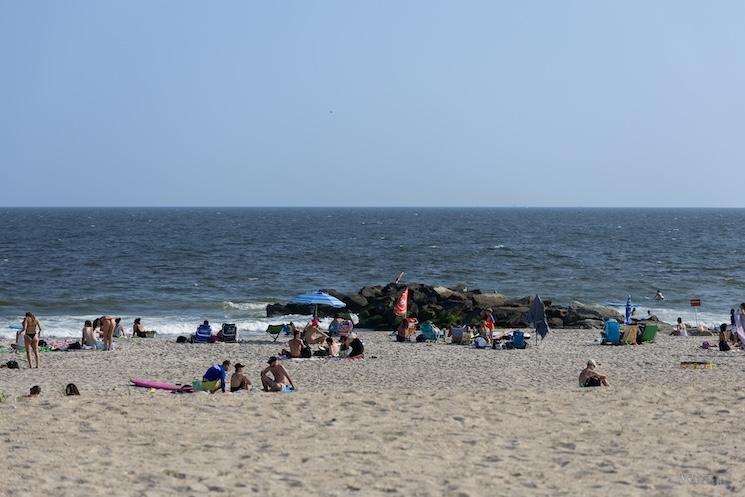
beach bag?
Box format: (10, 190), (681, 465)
(38, 340), (48, 348)
(301, 345), (312, 358)
(65, 383), (80, 396)
(313, 349), (329, 357)
(176, 336), (188, 343)
(416, 334), (427, 343)
(6, 360), (19, 369)
(67, 342), (81, 350)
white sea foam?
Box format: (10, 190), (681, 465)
(1, 313), (357, 339)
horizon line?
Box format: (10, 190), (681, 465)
(2, 205), (745, 210)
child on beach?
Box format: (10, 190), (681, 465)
(230, 363), (251, 392)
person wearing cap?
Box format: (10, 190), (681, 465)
(230, 363), (252, 392)
(202, 360), (231, 393)
(578, 360), (609, 387)
(345, 333), (364, 358)
(261, 356), (295, 392)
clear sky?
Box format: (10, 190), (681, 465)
(2, 1), (744, 207)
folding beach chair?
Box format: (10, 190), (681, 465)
(640, 324), (658, 343)
(449, 326), (473, 345)
(621, 324), (638, 345)
(603, 319), (621, 345)
(418, 322), (442, 342)
(192, 323), (213, 343)
(219, 323), (238, 343)
(512, 330), (527, 349)
(265, 324), (286, 342)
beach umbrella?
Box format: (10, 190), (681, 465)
(290, 291), (346, 318)
(526, 294), (550, 342)
(625, 295), (632, 325)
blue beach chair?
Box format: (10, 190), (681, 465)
(604, 319), (621, 345)
(512, 330), (527, 349)
(418, 321), (442, 342)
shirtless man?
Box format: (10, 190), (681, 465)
(303, 322), (328, 345)
(99, 316), (115, 351)
(280, 329), (304, 358)
(578, 359), (609, 387)
(261, 356), (296, 392)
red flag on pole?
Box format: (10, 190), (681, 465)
(393, 288), (408, 317)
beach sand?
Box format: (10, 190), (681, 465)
(1, 330), (743, 497)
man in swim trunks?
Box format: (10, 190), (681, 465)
(202, 360), (231, 393)
(261, 356), (295, 392)
(578, 359), (609, 387)
(280, 329), (304, 358)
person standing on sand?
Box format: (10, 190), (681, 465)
(578, 360), (609, 387)
(261, 356), (295, 392)
(21, 312), (42, 368)
(202, 360), (231, 393)
(99, 316), (115, 350)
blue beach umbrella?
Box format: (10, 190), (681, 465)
(625, 295), (633, 325)
(290, 291), (346, 318)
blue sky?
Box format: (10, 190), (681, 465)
(2, 1), (743, 207)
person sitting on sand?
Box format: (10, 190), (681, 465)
(303, 321), (328, 345)
(132, 318), (147, 338)
(113, 318), (125, 338)
(230, 363), (252, 392)
(328, 314), (343, 335)
(719, 324), (731, 352)
(202, 360), (231, 393)
(345, 333), (364, 358)
(578, 360), (609, 387)
(280, 329), (304, 358)
(82, 320), (96, 347)
(261, 356), (295, 392)
(671, 317), (688, 336)
(324, 336), (340, 357)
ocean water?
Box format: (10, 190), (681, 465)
(1, 208), (744, 338)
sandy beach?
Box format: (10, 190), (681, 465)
(1, 330), (743, 497)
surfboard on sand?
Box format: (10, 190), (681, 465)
(130, 378), (193, 393)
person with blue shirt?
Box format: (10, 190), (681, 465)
(201, 360), (231, 393)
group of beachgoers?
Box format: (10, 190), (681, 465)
(199, 357), (296, 393)
(277, 316), (364, 359)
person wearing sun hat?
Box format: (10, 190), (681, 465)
(230, 362), (252, 392)
(261, 356), (296, 392)
(578, 359), (609, 387)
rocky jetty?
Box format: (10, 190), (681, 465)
(266, 283), (633, 330)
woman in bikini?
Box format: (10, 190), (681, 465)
(22, 312), (42, 368)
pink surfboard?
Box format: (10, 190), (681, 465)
(130, 378), (193, 393)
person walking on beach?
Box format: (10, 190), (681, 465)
(261, 356), (295, 392)
(202, 360), (231, 393)
(579, 360), (609, 387)
(21, 312), (42, 368)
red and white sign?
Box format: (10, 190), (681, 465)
(690, 298), (701, 307)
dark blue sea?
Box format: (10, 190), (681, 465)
(1, 208), (744, 337)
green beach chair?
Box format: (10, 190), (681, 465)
(640, 324), (658, 343)
(265, 324), (286, 342)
